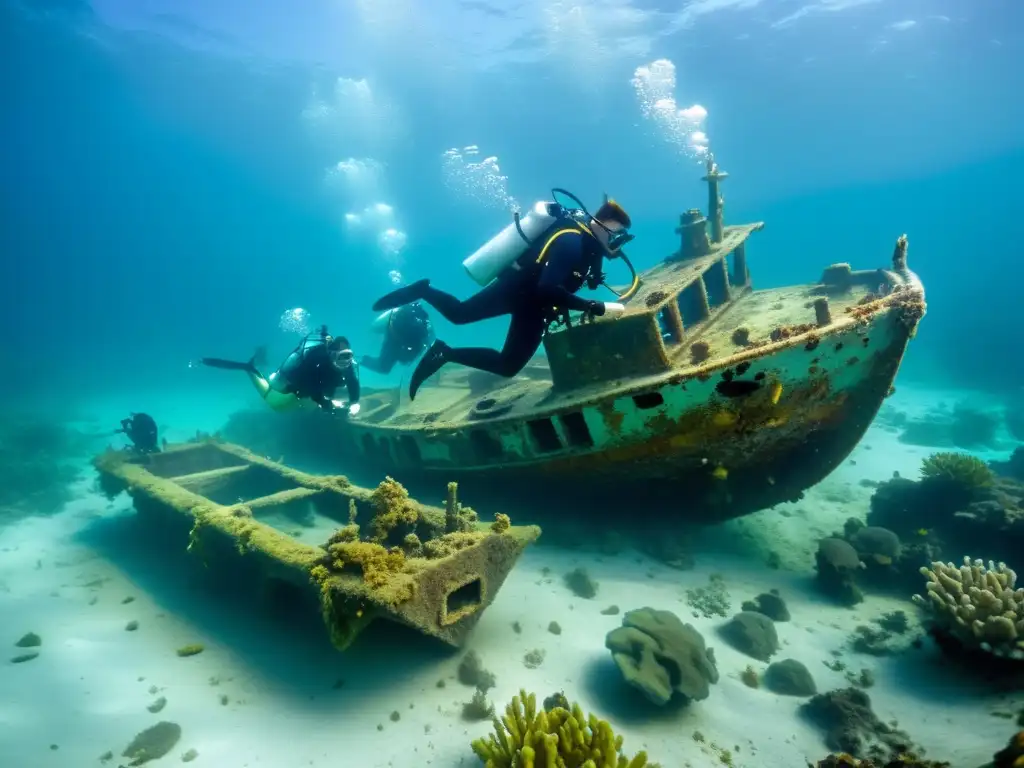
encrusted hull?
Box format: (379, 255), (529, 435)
(226, 281), (923, 524)
(369, 306), (911, 521)
(93, 442), (539, 649)
(219, 171), (925, 525)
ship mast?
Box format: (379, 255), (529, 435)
(701, 153), (728, 244)
(674, 154), (730, 261)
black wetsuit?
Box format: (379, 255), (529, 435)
(119, 413), (159, 453)
(417, 226), (604, 377)
(277, 340), (360, 410)
(362, 303), (433, 374)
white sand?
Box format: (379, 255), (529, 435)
(0, 385), (1019, 767)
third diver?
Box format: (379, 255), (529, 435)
(361, 301), (434, 375)
(371, 196), (634, 400)
(200, 326), (361, 414)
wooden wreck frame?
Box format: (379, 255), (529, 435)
(94, 441), (540, 650)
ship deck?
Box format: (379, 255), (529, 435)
(355, 276), (887, 432)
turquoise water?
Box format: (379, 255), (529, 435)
(2, 1), (1023, 767)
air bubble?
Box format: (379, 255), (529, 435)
(632, 59), (710, 163)
(279, 307), (311, 336)
(441, 146), (520, 213)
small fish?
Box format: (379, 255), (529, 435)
(916, 528), (929, 537)
(769, 380), (784, 405)
(711, 465), (728, 481)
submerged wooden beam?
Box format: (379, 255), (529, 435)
(94, 441), (540, 650)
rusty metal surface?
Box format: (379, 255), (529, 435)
(215, 162), (926, 525)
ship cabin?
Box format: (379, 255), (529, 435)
(542, 156), (762, 393)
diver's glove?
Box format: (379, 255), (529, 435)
(582, 301), (626, 324)
(328, 400), (360, 416)
(581, 300), (606, 324)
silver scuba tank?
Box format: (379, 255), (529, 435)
(371, 308), (395, 334)
(462, 201), (563, 286)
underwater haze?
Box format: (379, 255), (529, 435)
(2, 0), (1024, 767)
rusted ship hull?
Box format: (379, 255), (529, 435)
(219, 160), (925, 524)
(363, 315), (910, 521)
(227, 283), (921, 524)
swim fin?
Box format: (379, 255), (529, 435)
(372, 278), (430, 313)
(201, 357), (258, 375)
(251, 345), (268, 369)
(409, 340), (449, 401)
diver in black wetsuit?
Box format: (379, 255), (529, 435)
(371, 199), (634, 400)
(201, 327), (361, 414)
(116, 413), (160, 453)
(361, 302), (433, 375)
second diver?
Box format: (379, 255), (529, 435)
(371, 196), (634, 400)
(361, 301), (433, 375)
(201, 326), (361, 415)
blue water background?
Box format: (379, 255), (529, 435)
(2, 0), (1022, 416)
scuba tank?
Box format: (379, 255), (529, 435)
(461, 190), (641, 304)
(462, 200), (565, 286)
(460, 188), (634, 303)
(371, 309), (396, 334)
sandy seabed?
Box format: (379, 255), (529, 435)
(0, 384), (1020, 768)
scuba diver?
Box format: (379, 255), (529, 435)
(200, 326), (361, 414)
(371, 192), (636, 400)
(362, 302), (434, 374)
(116, 413), (160, 453)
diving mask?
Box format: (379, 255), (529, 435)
(333, 348), (354, 367)
(606, 228), (635, 252)
(595, 219), (634, 253)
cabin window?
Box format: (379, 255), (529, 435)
(703, 260), (729, 309)
(376, 436), (392, 461)
(399, 435), (421, 465)
(469, 430), (503, 461)
(632, 391), (664, 410)
(727, 246), (747, 286)
(726, 250), (738, 285)
(559, 411), (594, 448)
(678, 282), (709, 327)
(360, 433), (376, 456)
(445, 578), (483, 616)
(656, 308), (672, 342)
(527, 418), (562, 453)
(658, 307), (683, 344)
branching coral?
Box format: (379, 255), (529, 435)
(471, 689), (656, 768)
(919, 452), (994, 489)
(912, 557), (1024, 659)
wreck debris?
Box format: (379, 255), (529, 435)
(94, 441), (540, 651)
(814, 297), (833, 327)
